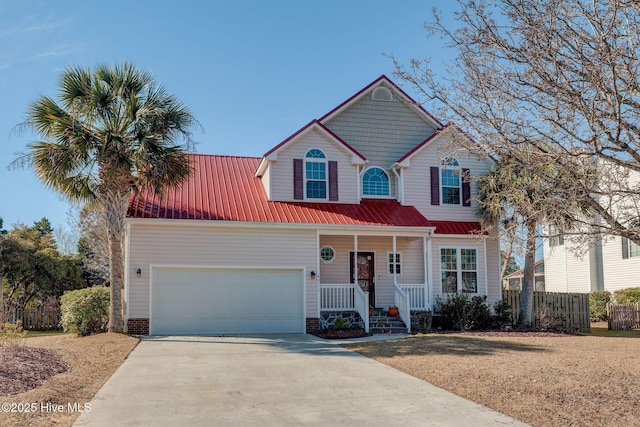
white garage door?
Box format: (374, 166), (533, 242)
(151, 267), (304, 335)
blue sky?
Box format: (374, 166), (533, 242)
(0, 0), (459, 235)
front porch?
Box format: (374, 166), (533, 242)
(318, 283), (429, 334)
(313, 231), (433, 334)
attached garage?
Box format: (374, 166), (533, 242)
(150, 267), (305, 335)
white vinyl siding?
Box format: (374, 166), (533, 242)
(127, 222), (318, 319)
(403, 133), (492, 221)
(543, 235), (600, 293)
(260, 163), (271, 199)
(601, 236), (640, 292)
(268, 128), (359, 203)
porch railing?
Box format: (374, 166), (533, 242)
(319, 284), (369, 333)
(319, 284), (354, 311)
(394, 284), (411, 334)
(399, 284), (428, 311)
(353, 284), (370, 333)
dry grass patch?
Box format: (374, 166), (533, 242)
(0, 332), (138, 427)
(344, 329), (640, 427)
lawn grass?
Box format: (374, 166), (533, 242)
(25, 330), (66, 337)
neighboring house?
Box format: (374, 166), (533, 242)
(544, 227), (640, 293)
(124, 75), (500, 335)
(502, 260), (545, 291)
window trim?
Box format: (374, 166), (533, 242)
(362, 166), (391, 198)
(622, 237), (640, 259)
(320, 246), (336, 263)
(386, 251), (402, 276)
(304, 148), (328, 200)
(440, 158), (462, 206)
(440, 247), (479, 294)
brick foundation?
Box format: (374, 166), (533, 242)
(127, 318), (149, 335)
(306, 318), (319, 333)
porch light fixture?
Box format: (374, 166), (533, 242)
(310, 270), (316, 280)
(136, 268), (142, 277)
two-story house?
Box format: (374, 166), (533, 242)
(124, 75), (500, 335)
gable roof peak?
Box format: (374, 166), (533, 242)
(318, 75), (442, 128)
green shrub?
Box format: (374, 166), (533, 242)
(493, 299), (513, 329)
(331, 317), (350, 331)
(60, 286), (110, 336)
(0, 320), (27, 349)
(589, 291), (612, 321)
(435, 293), (493, 331)
(613, 287), (640, 304)
(413, 311), (433, 333)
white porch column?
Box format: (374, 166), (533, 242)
(353, 235), (358, 284)
(483, 237), (489, 297)
(392, 235), (397, 285)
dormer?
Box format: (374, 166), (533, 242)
(256, 120), (366, 203)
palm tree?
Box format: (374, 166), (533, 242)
(18, 62), (197, 332)
(477, 160), (549, 326)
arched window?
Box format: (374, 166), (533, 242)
(305, 149), (327, 199)
(440, 158), (461, 205)
(372, 86), (392, 101)
(362, 167), (390, 196)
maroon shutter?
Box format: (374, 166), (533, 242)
(430, 167), (440, 205)
(462, 168), (471, 206)
(293, 159), (303, 200)
(328, 161), (338, 201)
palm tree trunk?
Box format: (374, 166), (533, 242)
(518, 218), (537, 326)
(103, 188), (129, 333)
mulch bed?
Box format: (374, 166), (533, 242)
(310, 327), (369, 339)
(0, 346), (68, 396)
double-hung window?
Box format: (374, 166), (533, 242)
(441, 158), (461, 205)
(305, 149), (327, 199)
(441, 248), (478, 293)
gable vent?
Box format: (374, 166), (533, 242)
(372, 86), (392, 101)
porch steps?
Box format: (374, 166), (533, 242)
(369, 310), (408, 334)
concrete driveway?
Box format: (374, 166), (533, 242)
(74, 334), (526, 426)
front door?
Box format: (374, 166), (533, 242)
(350, 252), (375, 307)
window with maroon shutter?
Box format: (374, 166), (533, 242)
(293, 158), (303, 200)
(328, 161), (338, 201)
(430, 167), (440, 205)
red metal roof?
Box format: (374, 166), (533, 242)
(429, 221), (485, 235)
(128, 154), (436, 228)
(128, 154), (483, 234)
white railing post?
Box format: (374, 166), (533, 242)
(353, 284), (369, 333)
(394, 284), (411, 334)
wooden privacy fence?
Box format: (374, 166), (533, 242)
(607, 303), (640, 330)
(502, 290), (590, 332)
(4, 307), (61, 330)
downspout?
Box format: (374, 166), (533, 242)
(316, 230), (321, 318)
